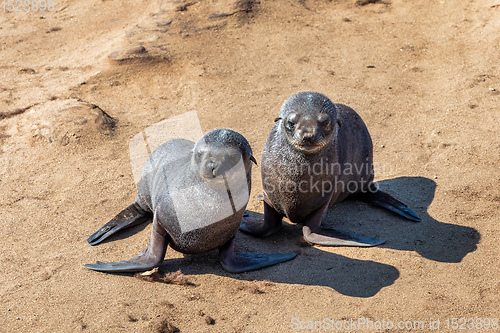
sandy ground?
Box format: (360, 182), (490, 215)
(1, 0), (499, 332)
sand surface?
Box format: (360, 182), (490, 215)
(1, 0), (499, 332)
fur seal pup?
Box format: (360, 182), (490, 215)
(84, 129), (295, 273)
(240, 92), (420, 246)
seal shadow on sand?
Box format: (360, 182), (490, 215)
(94, 223), (399, 298)
(329, 176), (480, 263)
(94, 176), (479, 298)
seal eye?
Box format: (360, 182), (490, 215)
(286, 119), (295, 130)
(321, 119), (332, 131)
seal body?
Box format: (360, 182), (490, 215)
(135, 137), (249, 254)
(262, 100), (373, 222)
(240, 92), (420, 246)
(85, 128), (295, 273)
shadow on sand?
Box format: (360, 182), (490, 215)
(85, 176), (479, 298)
(329, 176), (480, 263)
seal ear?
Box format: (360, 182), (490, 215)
(337, 120), (342, 128)
(274, 117), (282, 122)
(250, 155), (258, 166)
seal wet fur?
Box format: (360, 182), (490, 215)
(240, 92), (420, 246)
(84, 128), (295, 273)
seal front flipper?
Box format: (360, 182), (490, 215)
(87, 203), (151, 246)
(302, 225), (386, 247)
(239, 201), (283, 237)
(355, 187), (421, 222)
(302, 199), (385, 246)
(84, 217), (170, 272)
(219, 237), (296, 273)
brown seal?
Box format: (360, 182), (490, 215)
(240, 92), (420, 246)
(84, 128), (295, 273)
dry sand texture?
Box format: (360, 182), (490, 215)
(0, 0), (499, 332)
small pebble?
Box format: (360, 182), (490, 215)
(205, 316), (215, 325)
(381, 145), (385, 148)
(434, 176), (438, 179)
(124, 45), (146, 55)
(489, 88), (496, 91)
(109, 45), (147, 61)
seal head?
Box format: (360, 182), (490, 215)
(276, 92), (341, 154)
(193, 129), (256, 180)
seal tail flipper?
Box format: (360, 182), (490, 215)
(355, 188), (421, 222)
(87, 203), (151, 246)
(84, 217), (170, 272)
(302, 226), (386, 247)
(219, 237), (296, 273)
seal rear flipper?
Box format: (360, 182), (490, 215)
(239, 201), (283, 237)
(355, 188), (421, 222)
(87, 203), (151, 246)
(302, 226), (386, 247)
(84, 217), (170, 272)
(218, 237), (296, 273)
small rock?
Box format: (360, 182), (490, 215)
(205, 316), (215, 325)
(19, 68), (36, 74)
(124, 45), (146, 55)
(356, 0), (383, 5)
(156, 19), (173, 27)
(109, 45), (148, 61)
(139, 267), (159, 276)
(46, 27), (62, 33)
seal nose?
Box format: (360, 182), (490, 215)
(301, 129), (316, 144)
(303, 132), (314, 140)
(207, 161), (217, 177)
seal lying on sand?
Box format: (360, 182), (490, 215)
(240, 92), (420, 246)
(84, 129), (296, 273)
